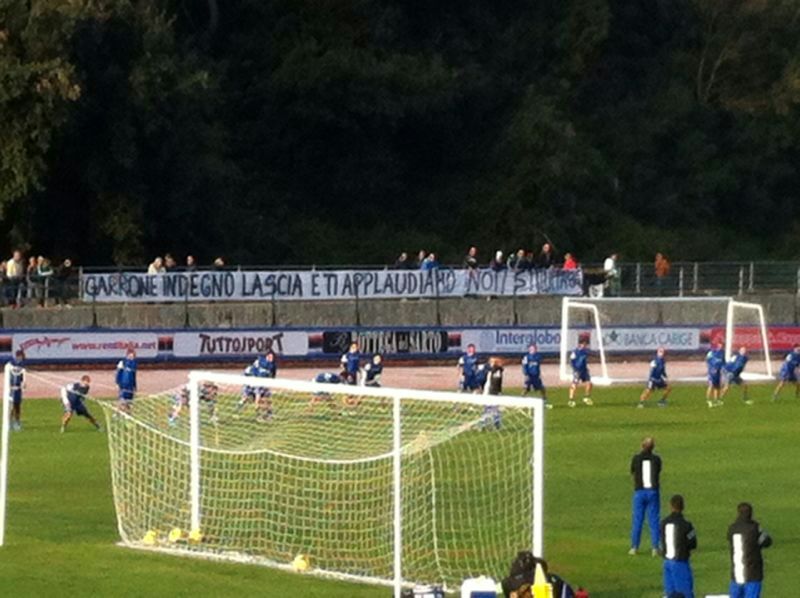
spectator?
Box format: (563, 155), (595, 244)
(36, 257), (54, 307)
(25, 256), (38, 304)
(414, 249), (426, 269)
(393, 252), (410, 269)
(507, 248), (528, 271)
(147, 257), (165, 275)
(563, 252), (578, 270)
(164, 253), (178, 272)
(185, 255), (197, 272)
(421, 252), (439, 271)
(604, 253), (620, 296)
(489, 250), (506, 271)
(0, 261), (5, 302)
(54, 259), (75, 306)
(213, 257), (226, 270)
(655, 252), (671, 295)
(536, 243), (556, 269)
(463, 246), (479, 271)
(6, 250), (24, 307)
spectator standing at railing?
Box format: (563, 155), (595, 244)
(36, 257), (53, 307)
(604, 253), (620, 296)
(185, 255), (197, 272)
(655, 253), (671, 295)
(421, 253), (439, 271)
(464, 246), (479, 271)
(6, 250), (25, 308)
(54, 258), (75, 306)
(164, 253), (178, 272)
(393, 252), (410, 269)
(147, 256), (165, 275)
(507, 248), (529, 271)
(25, 256), (38, 304)
(563, 252), (578, 270)
(213, 257), (226, 270)
(489, 250), (506, 271)
(414, 249), (426, 269)
(536, 243), (556, 269)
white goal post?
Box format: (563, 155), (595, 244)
(99, 373), (546, 596)
(0, 363), (11, 547)
(560, 296), (773, 385)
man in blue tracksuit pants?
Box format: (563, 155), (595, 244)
(661, 494), (697, 598)
(629, 437), (662, 556)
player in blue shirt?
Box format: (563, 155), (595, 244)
(115, 349), (137, 414)
(722, 346), (751, 405)
(521, 344), (549, 407)
(9, 350), (25, 431)
(253, 351), (277, 421)
(360, 354), (383, 387)
(310, 371), (343, 408)
(340, 342), (360, 385)
(706, 339), (726, 407)
(168, 382), (219, 426)
(568, 338), (593, 407)
(457, 344), (480, 392)
(638, 347), (671, 408)
(60, 375), (101, 432)
(772, 343), (800, 401)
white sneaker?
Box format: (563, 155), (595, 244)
(567, 400), (576, 408)
(582, 397), (594, 406)
(636, 402), (645, 409)
(627, 548), (637, 556)
(651, 548), (659, 557)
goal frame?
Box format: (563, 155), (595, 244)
(0, 363), (10, 547)
(183, 371), (546, 597)
(559, 296), (773, 385)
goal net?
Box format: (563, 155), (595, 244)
(97, 373), (545, 594)
(559, 297), (773, 385)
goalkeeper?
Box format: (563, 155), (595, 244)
(480, 357), (504, 430)
(60, 375), (102, 432)
(722, 346), (751, 405)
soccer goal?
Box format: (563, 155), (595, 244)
(97, 374), (545, 595)
(559, 296), (773, 385)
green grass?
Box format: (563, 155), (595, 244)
(2, 385), (798, 597)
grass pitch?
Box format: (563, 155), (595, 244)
(1, 384), (797, 597)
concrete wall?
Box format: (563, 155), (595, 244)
(1, 294), (797, 329)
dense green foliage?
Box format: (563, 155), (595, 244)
(2, 0), (800, 265)
(2, 386), (798, 597)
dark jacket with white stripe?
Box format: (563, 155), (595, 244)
(728, 517), (772, 583)
(660, 513), (697, 562)
(631, 452), (662, 491)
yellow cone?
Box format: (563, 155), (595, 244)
(532, 563), (553, 598)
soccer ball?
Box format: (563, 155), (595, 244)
(188, 528), (204, 544)
(291, 553), (311, 572)
(168, 527), (183, 543)
(142, 530), (157, 545)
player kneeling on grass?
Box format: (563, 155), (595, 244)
(722, 346), (751, 405)
(61, 375), (102, 432)
(480, 357), (504, 430)
(706, 339), (725, 408)
(772, 343), (800, 401)
(521, 344), (550, 408)
(309, 372), (342, 408)
(360, 354), (383, 387)
(568, 338), (593, 407)
(638, 347), (671, 408)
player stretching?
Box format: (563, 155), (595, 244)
(169, 382), (219, 426)
(638, 347), (670, 408)
(521, 344), (550, 408)
(360, 354), (383, 387)
(568, 338), (593, 407)
(254, 351), (277, 421)
(772, 343), (800, 401)
(340, 342), (360, 385)
(722, 346), (751, 405)
(481, 357), (504, 429)
(457, 343), (480, 393)
(706, 340), (725, 408)
(115, 349), (137, 414)
(9, 350), (25, 431)
(60, 375), (102, 432)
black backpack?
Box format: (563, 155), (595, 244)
(502, 551), (548, 596)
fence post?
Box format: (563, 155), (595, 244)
(434, 270), (442, 326)
(692, 262), (699, 294)
(183, 275), (191, 328)
(796, 266), (800, 296)
(678, 266), (685, 297)
(635, 263), (642, 295)
(78, 266), (84, 302)
(738, 266), (744, 296)
(354, 280), (361, 327)
(748, 262), (755, 292)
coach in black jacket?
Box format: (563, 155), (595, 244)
(727, 502), (772, 598)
